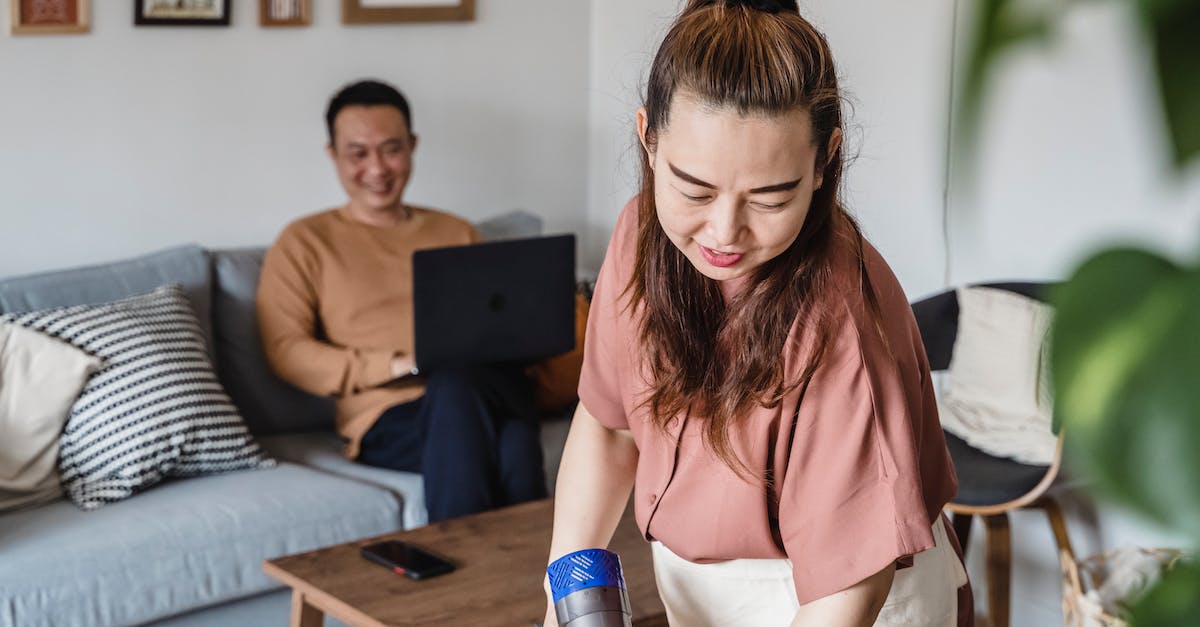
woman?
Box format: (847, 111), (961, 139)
(544, 1), (971, 626)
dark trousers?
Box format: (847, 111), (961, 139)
(357, 365), (548, 523)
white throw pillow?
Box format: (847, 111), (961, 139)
(938, 286), (1058, 465)
(0, 321), (102, 511)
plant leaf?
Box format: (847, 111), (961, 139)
(1134, 0), (1200, 168)
(1129, 560), (1200, 627)
(953, 0), (1056, 178)
(1051, 248), (1200, 533)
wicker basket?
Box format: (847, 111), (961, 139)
(1060, 546), (1187, 627)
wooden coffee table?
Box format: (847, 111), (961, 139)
(263, 498), (667, 626)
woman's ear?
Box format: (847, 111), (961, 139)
(814, 127), (843, 190)
(636, 107), (655, 169)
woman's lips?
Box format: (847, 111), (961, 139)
(699, 244), (744, 268)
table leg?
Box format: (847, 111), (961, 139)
(290, 589), (325, 627)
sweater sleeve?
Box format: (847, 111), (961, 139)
(256, 228), (396, 398)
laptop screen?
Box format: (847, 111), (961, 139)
(411, 234), (576, 372)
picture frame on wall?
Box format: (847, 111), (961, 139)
(260, 0), (309, 27)
(135, 0), (232, 26)
(10, 0), (90, 35)
(342, 0), (474, 24)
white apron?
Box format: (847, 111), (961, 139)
(650, 516), (968, 626)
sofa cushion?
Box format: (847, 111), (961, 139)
(0, 462), (402, 627)
(257, 414), (574, 526)
(0, 322), (101, 511)
(0, 245), (214, 357)
(211, 248), (334, 434)
(1, 285), (276, 510)
(258, 432), (427, 529)
(474, 210), (544, 241)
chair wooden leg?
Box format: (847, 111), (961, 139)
(1033, 496), (1076, 560)
(1032, 496), (1079, 617)
(983, 513), (1012, 627)
(952, 511), (974, 553)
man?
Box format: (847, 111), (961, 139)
(257, 79), (547, 522)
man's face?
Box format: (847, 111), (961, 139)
(328, 105), (416, 217)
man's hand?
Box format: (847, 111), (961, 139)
(390, 352), (418, 379)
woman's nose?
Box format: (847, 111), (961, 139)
(706, 198), (744, 247)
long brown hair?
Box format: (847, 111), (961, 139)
(630, 0), (867, 480)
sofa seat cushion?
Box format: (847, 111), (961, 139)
(0, 462), (402, 627)
(258, 432), (427, 529)
(258, 415), (574, 529)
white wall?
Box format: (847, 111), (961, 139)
(0, 0), (589, 277)
(947, 1), (1200, 287)
(802, 0), (957, 299)
(582, 0), (676, 276)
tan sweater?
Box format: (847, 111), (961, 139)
(257, 206), (478, 459)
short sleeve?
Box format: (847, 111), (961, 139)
(577, 199), (639, 430)
(777, 292), (949, 605)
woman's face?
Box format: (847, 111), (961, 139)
(638, 96), (838, 282)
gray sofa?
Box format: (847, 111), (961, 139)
(0, 213), (571, 627)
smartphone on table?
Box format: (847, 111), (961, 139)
(360, 540), (456, 580)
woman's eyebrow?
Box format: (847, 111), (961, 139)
(748, 177), (804, 194)
(667, 162), (803, 193)
(668, 162), (716, 189)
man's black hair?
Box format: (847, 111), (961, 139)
(325, 79), (412, 143)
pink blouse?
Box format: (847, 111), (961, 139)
(579, 198), (958, 604)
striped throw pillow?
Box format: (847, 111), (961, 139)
(0, 284), (274, 510)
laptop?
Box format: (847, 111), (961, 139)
(410, 234), (576, 373)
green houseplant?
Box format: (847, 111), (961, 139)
(958, 0), (1200, 624)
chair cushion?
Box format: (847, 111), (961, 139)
(945, 431), (1050, 507)
(0, 245), (214, 357)
(939, 286), (1057, 465)
(210, 248), (334, 434)
(258, 432), (427, 529)
(0, 462), (401, 627)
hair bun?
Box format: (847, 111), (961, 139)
(685, 0), (800, 14)
(737, 0), (799, 13)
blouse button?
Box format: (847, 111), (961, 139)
(648, 493), (657, 504)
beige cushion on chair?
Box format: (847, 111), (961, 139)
(0, 321), (101, 511)
(938, 286), (1057, 465)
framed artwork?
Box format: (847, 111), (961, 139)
(10, 0), (90, 35)
(342, 0), (474, 24)
(135, 0), (232, 26)
(260, 0), (309, 26)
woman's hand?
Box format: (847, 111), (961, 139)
(542, 574), (559, 626)
(541, 403), (638, 627)
(789, 562), (895, 627)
